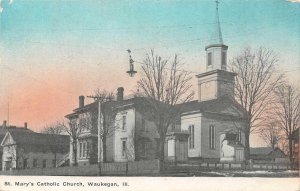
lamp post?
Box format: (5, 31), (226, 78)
(126, 49), (137, 77)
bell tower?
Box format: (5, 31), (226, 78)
(197, 0), (236, 102)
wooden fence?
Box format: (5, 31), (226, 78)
(0, 159), (160, 176)
(163, 161), (294, 173)
(0, 160), (295, 176)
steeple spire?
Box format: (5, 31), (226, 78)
(211, 0), (223, 45)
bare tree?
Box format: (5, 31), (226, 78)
(230, 47), (283, 159)
(124, 128), (135, 176)
(137, 50), (194, 167)
(41, 122), (65, 135)
(41, 122), (67, 167)
(93, 89), (115, 102)
(62, 120), (81, 166)
(259, 122), (283, 150)
(273, 84), (300, 164)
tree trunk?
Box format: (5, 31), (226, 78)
(159, 136), (165, 172)
(244, 129), (250, 161)
(288, 138), (294, 168)
(73, 140), (78, 166)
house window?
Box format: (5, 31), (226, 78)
(222, 52), (226, 65)
(42, 160), (46, 168)
(86, 142), (90, 157)
(207, 52), (212, 66)
(122, 116), (127, 131)
(141, 119), (146, 131)
(86, 118), (90, 130)
(141, 141), (149, 157)
(167, 139), (175, 157)
(172, 123), (176, 131)
(80, 118), (87, 130)
(209, 125), (216, 149)
(189, 125), (195, 149)
(122, 139), (127, 157)
(83, 142), (86, 158)
(52, 159), (56, 167)
(33, 159), (37, 168)
(79, 142), (83, 158)
(23, 159), (27, 169)
(238, 129), (242, 143)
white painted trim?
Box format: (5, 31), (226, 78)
(115, 103), (134, 110)
(181, 113), (203, 120)
(0, 132), (11, 146)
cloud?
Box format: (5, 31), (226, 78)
(286, 0), (300, 2)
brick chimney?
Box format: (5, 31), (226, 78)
(79, 95), (85, 108)
(24, 122), (27, 129)
(3, 120), (7, 128)
(117, 87), (124, 101)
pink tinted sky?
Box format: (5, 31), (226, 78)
(0, 0), (299, 147)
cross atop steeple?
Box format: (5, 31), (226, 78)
(216, 0), (220, 10)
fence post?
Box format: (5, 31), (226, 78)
(125, 162), (128, 176)
(229, 163), (231, 170)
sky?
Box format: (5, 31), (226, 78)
(0, 0), (299, 147)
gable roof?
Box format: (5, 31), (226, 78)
(250, 147), (273, 155)
(65, 96), (158, 118)
(250, 147), (287, 159)
(0, 126), (34, 145)
(0, 125), (33, 135)
(2, 131), (69, 154)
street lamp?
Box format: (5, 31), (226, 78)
(126, 49), (137, 77)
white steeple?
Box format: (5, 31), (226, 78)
(210, 0), (223, 45)
(197, 0), (236, 102)
(205, 0), (228, 72)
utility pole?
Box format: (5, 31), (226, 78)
(87, 95), (110, 176)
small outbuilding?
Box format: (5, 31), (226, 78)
(1, 131), (70, 171)
(250, 147), (288, 163)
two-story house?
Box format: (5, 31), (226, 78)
(65, 89), (160, 166)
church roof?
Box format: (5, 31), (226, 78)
(177, 96), (246, 118)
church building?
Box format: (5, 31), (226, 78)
(65, 1), (247, 165)
(174, 1), (247, 162)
